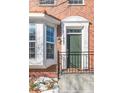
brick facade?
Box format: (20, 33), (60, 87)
(29, 65), (57, 78)
(29, 0), (94, 76)
(29, 0), (94, 51)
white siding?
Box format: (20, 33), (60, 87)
(82, 23), (89, 52)
(81, 23), (89, 69)
(36, 24), (44, 65)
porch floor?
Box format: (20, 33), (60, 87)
(58, 74), (94, 93)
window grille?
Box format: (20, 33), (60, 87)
(69, 0), (83, 4)
(39, 0), (54, 4)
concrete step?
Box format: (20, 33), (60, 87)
(58, 74), (94, 93)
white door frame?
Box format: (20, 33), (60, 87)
(61, 16), (89, 70)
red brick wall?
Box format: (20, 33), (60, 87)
(29, 0), (94, 72)
(29, 0), (94, 51)
(29, 65), (57, 78)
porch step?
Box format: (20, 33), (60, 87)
(58, 74), (94, 93)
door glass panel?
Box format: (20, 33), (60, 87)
(67, 29), (81, 33)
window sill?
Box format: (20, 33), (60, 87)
(68, 3), (85, 6)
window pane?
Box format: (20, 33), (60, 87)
(29, 24), (35, 40)
(74, 0), (78, 4)
(46, 43), (54, 59)
(46, 26), (54, 42)
(29, 54), (35, 58)
(67, 29), (81, 33)
(29, 48), (35, 54)
(40, 0), (54, 4)
(79, 0), (82, 3)
(69, 0), (83, 4)
(29, 42), (35, 48)
(29, 24), (36, 59)
(29, 42), (35, 58)
(51, 37), (54, 42)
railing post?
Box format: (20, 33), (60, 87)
(57, 51), (60, 80)
(88, 51), (90, 73)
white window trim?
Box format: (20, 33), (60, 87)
(68, 0), (85, 6)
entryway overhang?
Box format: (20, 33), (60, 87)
(62, 16), (89, 23)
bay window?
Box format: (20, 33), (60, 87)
(29, 13), (60, 68)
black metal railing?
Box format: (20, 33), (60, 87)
(57, 51), (94, 79)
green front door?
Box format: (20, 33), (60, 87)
(67, 34), (82, 68)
